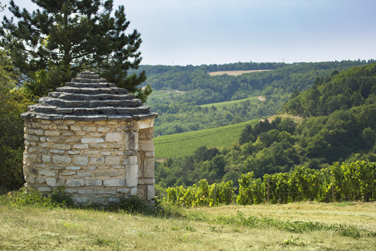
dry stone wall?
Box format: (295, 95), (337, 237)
(21, 71), (156, 206)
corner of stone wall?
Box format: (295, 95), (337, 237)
(137, 126), (155, 201)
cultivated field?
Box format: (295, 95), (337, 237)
(200, 96), (263, 110)
(154, 119), (260, 159)
(209, 69), (272, 76)
(148, 89), (185, 100)
(1, 199), (375, 250)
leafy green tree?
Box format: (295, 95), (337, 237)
(0, 0), (151, 101)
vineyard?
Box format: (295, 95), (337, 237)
(165, 160), (376, 207)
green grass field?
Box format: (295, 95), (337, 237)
(154, 119), (260, 159)
(200, 96), (262, 110)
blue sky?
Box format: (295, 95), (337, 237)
(1, 0), (376, 66)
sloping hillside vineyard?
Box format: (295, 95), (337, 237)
(152, 62), (376, 192)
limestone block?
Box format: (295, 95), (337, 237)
(101, 151), (111, 156)
(73, 196), (88, 205)
(113, 151), (124, 156)
(147, 185), (155, 200)
(105, 132), (122, 142)
(94, 189), (116, 194)
(98, 126), (111, 132)
(85, 179), (102, 186)
(138, 140), (154, 151)
(70, 125), (81, 131)
(90, 157), (104, 165)
(77, 171), (92, 178)
(85, 150), (100, 155)
(40, 136), (46, 142)
(62, 132), (75, 136)
(66, 179), (85, 187)
(145, 152), (155, 157)
(73, 144), (89, 149)
(33, 129), (44, 136)
(47, 137), (67, 142)
(89, 144), (107, 149)
(40, 120), (51, 125)
(66, 166), (81, 170)
(38, 143), (49, 147)
(123, 155), (137, 165)
(137, 119), (154, 130)
(66, 137), (80, 143)
(125, 164), (138, 187)
(124, 150), (137, 156)
(25, 153), (41, 163)
(130, 187), (137, 196)
(89, 196), (106, 204)
(75, 131), (86, 136)
(82, 126), (96, 132)
(50, 165), (65, 170)
(48, 124), (57, 129)
(52, 144), (71, 150)
(28, 168), (38, 175)
(57, 125), (69, 130)
(138, 178), (155, 185)
(81, 138), (104, 144)
(65, 189), (76, 193)
(124, 131), (138, 150)
(103, 179), (125, 187)
(106, 143), (122, 149)
(42, 155), (51, 163)
(46, 178), (65, 187)
(143, 158), (154, 178)
(52, 155), (71, 165)
(25, 134), (39, 141)
(117, 188), (129, 194)
(40, 170), (57, 177)
(45, 130), (60, 136)
(109, 171), (123, 177)
(68, 150), (81, 154)
(66, 121), (75, 125)
(61, 171), (76, 176)
(108, 197), (120, 203)
(36, 177), (45, 183)
(26, 176), (36, 183)
(105, 157), (121, 165)
(50, 150), (65, 154)
(40, 125), (49, 129)
(87, 166), (96, 170)
(137, 188), (145, 198)
(72, 156), (88, 165)
(94, 171), (107, 177)
(38, 187), (51, 192)
(78, 189), (93, 194)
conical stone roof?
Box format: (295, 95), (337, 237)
(21, 71), (158, 121)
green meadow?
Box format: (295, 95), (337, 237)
(199, 96), (262, 110)
(154, 118), (260, 159)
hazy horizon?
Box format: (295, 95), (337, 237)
(1, 0), (375, 66)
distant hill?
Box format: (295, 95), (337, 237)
(283, 63), (376, 117)
(142, 60), (375, 136)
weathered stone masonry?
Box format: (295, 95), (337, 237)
(21, 71), (158, 205)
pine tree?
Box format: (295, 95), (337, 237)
(0, 0), (151, 101)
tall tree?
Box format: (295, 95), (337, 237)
(0, 0), (151, 101)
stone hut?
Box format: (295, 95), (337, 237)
(20, 71), (158, 205)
